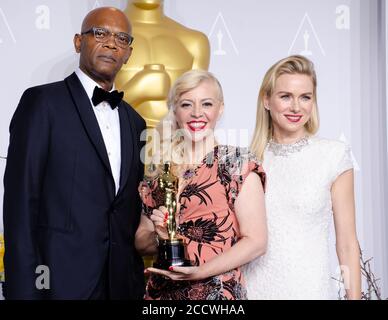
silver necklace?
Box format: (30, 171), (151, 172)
(267, 136), (310, 157)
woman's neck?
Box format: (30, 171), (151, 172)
(272, 129), (308, 145)
(183, 137), (217, 166)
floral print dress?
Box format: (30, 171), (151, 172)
(141, 145), (266, 300)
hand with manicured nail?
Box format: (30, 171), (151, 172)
(146, 265), (204, 281)
(149, 206), (171, 240)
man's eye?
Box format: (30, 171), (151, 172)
(203, 102), (213, 107)
(95, 29), (107, 37)
(181, 103), (191, 108)
(117, 35), (129, 43)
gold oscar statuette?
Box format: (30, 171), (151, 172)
(154, 162), (190, 269)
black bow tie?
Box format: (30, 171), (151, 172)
(91, 86), (124, 109)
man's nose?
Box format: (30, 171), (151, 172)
(104, 34), (117, 49)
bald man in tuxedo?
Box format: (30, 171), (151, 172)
(3, 7), (146, 300)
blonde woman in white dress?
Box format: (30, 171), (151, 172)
(244, 55), (361, 300)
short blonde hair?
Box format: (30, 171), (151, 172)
(251, 55), (320, 161)
(147, 69), (223, 176)
(167, 69), (223, 110)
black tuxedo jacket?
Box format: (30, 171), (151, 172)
(3, 73), (146, 299)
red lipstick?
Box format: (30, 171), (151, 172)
(284, 114), (303, 123)
(187, 121), (207, 132)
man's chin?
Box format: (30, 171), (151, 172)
(95, 68), (119, 84)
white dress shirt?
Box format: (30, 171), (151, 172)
(75, 68), (121, 194)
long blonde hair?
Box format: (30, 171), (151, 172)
(146, 69), (224, 177)
(250, 55), (320, 161)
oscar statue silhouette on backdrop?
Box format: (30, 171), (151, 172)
(115, 0), (210, 128)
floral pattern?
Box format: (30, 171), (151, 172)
(141, 145), (266, 300)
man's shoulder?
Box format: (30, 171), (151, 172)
(16, 77), (75, 118)
(23, 79), (67, 99)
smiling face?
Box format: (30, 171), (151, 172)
(174, 80), (224, 144)
(265, 73), (315, 141)
(74, 8), (132, 89)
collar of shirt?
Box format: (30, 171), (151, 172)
(75, 68), (118, 110)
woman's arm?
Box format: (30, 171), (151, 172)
(147, 172), (267, 280)
(332, 169), (361, 300)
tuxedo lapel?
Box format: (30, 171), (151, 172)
(117, 102), (135, 197)
(65, 73), (114, 182)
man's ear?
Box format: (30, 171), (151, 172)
(74, 34), (82, 53)
(123, 47), (133, 65)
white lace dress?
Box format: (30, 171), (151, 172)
(242, 137), (353, 300)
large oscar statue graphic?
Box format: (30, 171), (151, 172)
(115, 0), (210, 128)
(154, 163), (190, 269)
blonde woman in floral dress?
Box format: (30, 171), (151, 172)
(135, 70), (267, 300)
